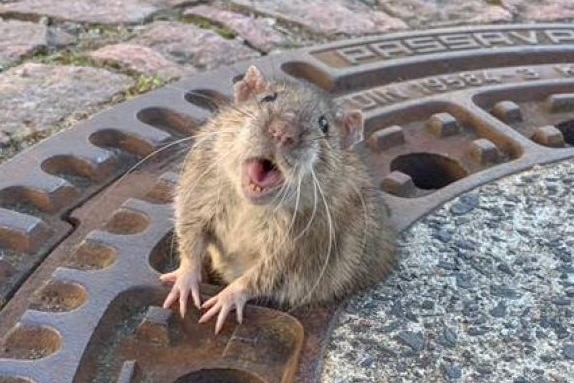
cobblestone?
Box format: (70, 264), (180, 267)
(131, 21), (258, 70)
(0, 63), (133, 141)
(230, 0), (407, 35)
(0, 0), (570, 153)
(88, 43), (192, 80)
(0, 19), (47, 69)
(379, 0), (512, 28)
(502, 0), (574, 22)
(0, 0), (188, 24)
(183, 5), (288, 52)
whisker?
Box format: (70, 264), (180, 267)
(292, 172), (317, 243)
(290, 169), (334, 310)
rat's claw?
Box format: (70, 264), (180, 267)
(178, 288), (189, 318)
(162, 289), (178, 310)
(159, 271), (178, 283)
(198, 280), (249, 334)
(159, 264), (202, 317)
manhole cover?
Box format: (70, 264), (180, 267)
(1, 24), (574, 383)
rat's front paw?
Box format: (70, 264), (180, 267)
(160, 264), (202, 318)
(199, 279), (249, 334)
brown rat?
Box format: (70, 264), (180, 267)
(160, 65), (396, 333)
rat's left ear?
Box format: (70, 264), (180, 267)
(340, 109), (364, 150)
(234, 65), (267, 103)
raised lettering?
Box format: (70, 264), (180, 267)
(420, 78), (448, 92)
(438, 34), (481, 50)
(370, 87), (409, 103)
(473, 32), (514, 47)
(336, 45), (377, 65)
(509, 30), (539, 44)
(516, 67), (540, 80)
(404, 36), (446, 54)
(346, 93), (378, 110)
(545, 30), (574, 44)
(554, 65), (574, 76)
(442, 75), (466, 88)
(369, 41), (412, 59)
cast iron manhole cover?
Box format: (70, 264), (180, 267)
(1, 24), (574, 383)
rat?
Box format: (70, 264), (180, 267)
(160, 65), (396, 333)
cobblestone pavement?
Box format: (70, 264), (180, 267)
(1, 1), (574, 382)
(1, 0), (574, 158)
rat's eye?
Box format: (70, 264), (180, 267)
(260, 92), (277, 103)
(318, 115), (329, 134)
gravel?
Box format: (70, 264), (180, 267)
(321, 160), (574, 383)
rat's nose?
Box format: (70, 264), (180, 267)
(269, 119), (296, 147)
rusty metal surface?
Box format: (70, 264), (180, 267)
(0, 24), (574, 382)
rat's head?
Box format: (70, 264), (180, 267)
(215, 65), (364, 207)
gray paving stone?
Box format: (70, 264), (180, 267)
(231, 0), (407, 35)
(0, 19), (47, 69)
(378, 0), (512, 28)
(0, 0), (189, 24)
(184, 5), (287, 52)
(88, 43), (193, 80)
(131, 21), (258, 70)
(0, 63), (133, 141)
(322, 159), (574, 382)
(502, 0), (574, 22)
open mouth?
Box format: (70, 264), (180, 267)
(242, 157), (284, 202)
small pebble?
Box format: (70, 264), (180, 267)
(563, 344), (574, 360)
(443, 327), (458, 346)
(489, 301), (507, 318)
(396, 331), (425, 352)
(442, 363), (462, 379)
(421, 300), (434, 310)
(435, 229), (453, 243)
(497, 262), (514, 276)
(456, 273), (473, 289)
(552, 297), (571, 306)
(450, 201), (475, 215)
(467, 327), (488, 336)
(475, 366), (493, 375)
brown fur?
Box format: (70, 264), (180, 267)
(172, 67), (396, 309)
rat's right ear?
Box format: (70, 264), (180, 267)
(339, 109), (365, 150)
(234, 65), (267, 103)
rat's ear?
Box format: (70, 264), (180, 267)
(234, 65), (267, 103)
(340, 109), (364, 150)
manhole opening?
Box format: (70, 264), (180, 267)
(0, 187), (47, 216)
(390, 153), (468, 190)
(66, 240), (117, 270)
(184, 89), (229, 112)
(28, 279), (87, 312)
(41, 155), (96, 188)
(137, 107), (198, 137)
(89, 129), (154, 158)
(149, 231), (223, 285)
(103, 209), (149, 235)
(0, 325), (61, 360)
(173, 368), (265, 383)
(556, 119), (574, 146)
